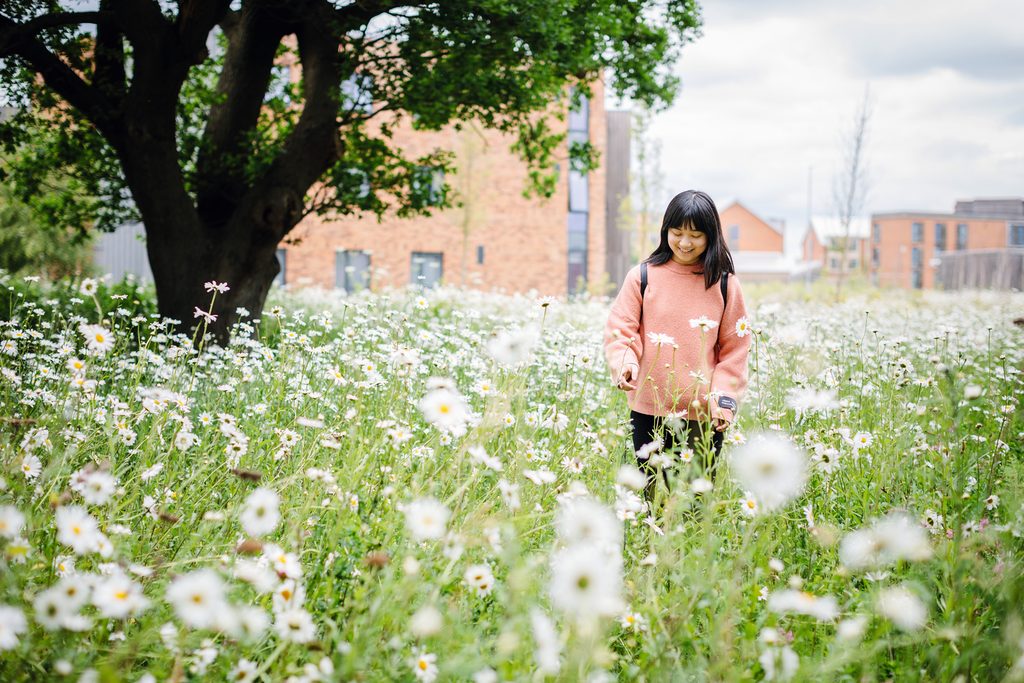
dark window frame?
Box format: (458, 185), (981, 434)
(336, 249), (372, 293)
(410, 251), (444, 288)
(1010, 223), (1024, 247)
(956, 223), (968, 250)
(934, 223), (947, 252)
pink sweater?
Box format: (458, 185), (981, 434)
(603, 260), (751, 419)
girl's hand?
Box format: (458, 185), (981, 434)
(711, 404), (734, 432)
(615, 363), (638, 391)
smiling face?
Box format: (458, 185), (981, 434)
(667, 222), (708, 266)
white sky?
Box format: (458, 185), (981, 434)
(623, 0), (1024, 253)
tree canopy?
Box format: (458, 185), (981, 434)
(0, 0), (702, 339)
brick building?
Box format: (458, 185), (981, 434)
(280, 80), (625, 297)
(801, 225), (826, 265)
(869, 198), (1024, 289)
(802, 218), (870, 280)
(717, 201), (820, 282)
(719, 201), (785, 252)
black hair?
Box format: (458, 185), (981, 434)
(644, 189), (735, 290)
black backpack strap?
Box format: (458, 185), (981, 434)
(638, 262), (648, 327)
(714, 273), (730, 355)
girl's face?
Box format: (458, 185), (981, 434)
(667, 223), (708, 266)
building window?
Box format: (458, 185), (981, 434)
(956, 223), (968, 250)
(568, 212), (588, 293)
(336, 250), (371, 293)
(728, 224), (740, 248)
(911, 222), (923, 243)
(275, 248), (286, 287)
(871, 248), (879, 267)
(872, 223), (880, 243)
(568, 249), (586, 294)
(829, 257), (839, 270)
(934, 223), (946, 252)
(567, 88), (589, 295)
(568, 87), (589, 133)
(911, 269), (923, 289)
(476, 245), (484, 265)
(849, 258), (858, 270)
(568, 161), (589, 213)
(411, 251), (443, 288)
(911, 247), (922, 269)
(1011, 223), (1024, 247)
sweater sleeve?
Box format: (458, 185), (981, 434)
(604, 265), (644, 381)
(711, 274), (751, 416)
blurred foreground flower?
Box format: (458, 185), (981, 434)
(839, 512), (932, 571)
(550, 544), (623, 620)
(404, 498), (450, 542)
(876, 585), (928, 631)
(486, 325), (539, 366)
(240, 488), (281, 538)
(729, 433), (808, 512)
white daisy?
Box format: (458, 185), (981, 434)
(165, 569), (229, 629)
(404, 497), (450, 542)
(728, 432), (807, 512)
(240, 488), (281, 538)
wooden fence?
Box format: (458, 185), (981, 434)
(935, 249), (1024, 291)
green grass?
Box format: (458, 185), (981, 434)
(0, 273), (1021, 682)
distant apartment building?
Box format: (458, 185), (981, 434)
(719, 201), (817, 282)
(720, 201), (784, 253)
(281, 78), (629, 297)
(802, 225), (826, 265)
(802, 218), (870, 280)
(870, 198), (1024, 289)
(94, 76), (631, 298)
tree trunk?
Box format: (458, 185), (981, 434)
(119, 127), (292, 344)
(145, 225), (281, 344)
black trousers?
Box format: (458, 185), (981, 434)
(629, 410), (724, 494)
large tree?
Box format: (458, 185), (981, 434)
(0, 0), (701, 339)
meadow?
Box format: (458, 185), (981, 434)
(0, 272), (1022, 682)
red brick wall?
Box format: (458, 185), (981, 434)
(802, 229), (826, 264)
(282, 82), (607, 297)
(869, 214), (1011, 288)
(719, 202), (784, 252)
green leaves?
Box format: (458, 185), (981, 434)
(2, 0), (703, 231)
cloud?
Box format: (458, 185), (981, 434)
(825, 1), (1024, 82)
(641, 0), (1024, 256)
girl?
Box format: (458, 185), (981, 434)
(604, 190), (751, 497)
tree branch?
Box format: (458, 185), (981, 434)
(194, 4), (298, 227)
(0, 14), (118, 138)
(175, 0), (233, 66)
(0, 11), (114, 55)
(93, 1), (127, 106)
(230, 1), (348, 242)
